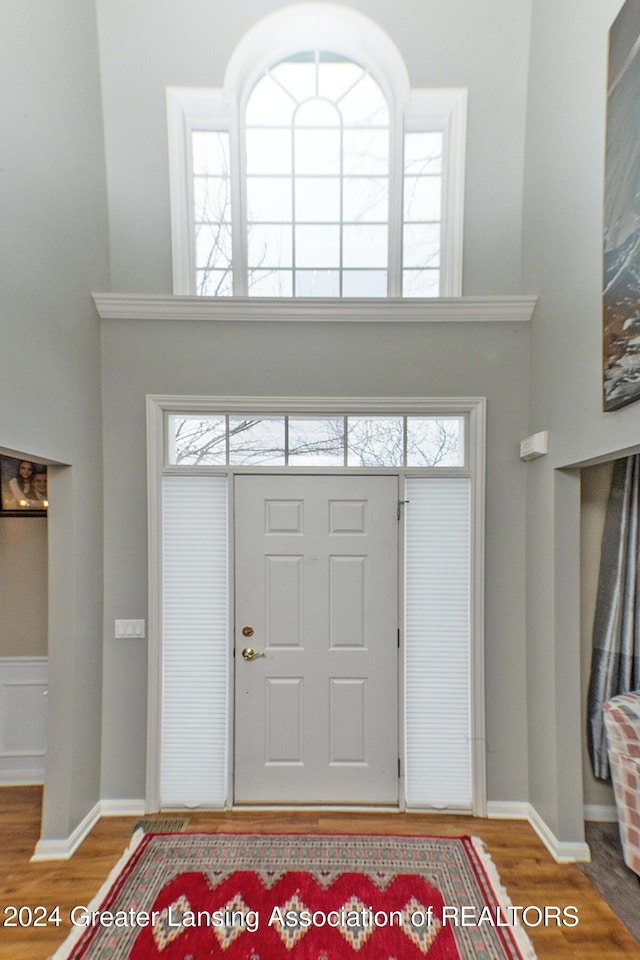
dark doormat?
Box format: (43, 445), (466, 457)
(129, 816), (190, 835)
(579, 821), (640, 943)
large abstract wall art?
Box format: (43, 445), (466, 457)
(603, 0), (640, 410)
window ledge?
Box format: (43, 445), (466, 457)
(92, 294), (537, 323)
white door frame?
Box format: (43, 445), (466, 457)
(145, 396), (486, 814)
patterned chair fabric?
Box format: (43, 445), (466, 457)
(603, 691), (640, 876)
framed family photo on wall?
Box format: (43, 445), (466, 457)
(603, 0), (640, 410)
(0, 456), (48, 514)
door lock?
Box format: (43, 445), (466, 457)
(241, 626), (254, 637)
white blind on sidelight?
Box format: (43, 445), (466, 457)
(404, 477), (471, 808)
(161, 475), (228, 807)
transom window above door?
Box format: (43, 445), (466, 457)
(167, 4), (467, 299)
(167, 414), (465, 468)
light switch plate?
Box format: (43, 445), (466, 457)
(114, 619), (146, 639)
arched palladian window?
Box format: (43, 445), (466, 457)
(168, 5), (466, 299)
(244, 53), (390, 298)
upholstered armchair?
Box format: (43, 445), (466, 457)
(603, 691), (640, 876)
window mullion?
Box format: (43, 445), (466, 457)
(231, 96), (248, 295)
(291, 104), (297, 297)
(387, 109), (404, 297)
(343, 416), (348, 467)
(339, 116), (344, 297)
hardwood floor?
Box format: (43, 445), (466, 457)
(1, 786), (639, 959)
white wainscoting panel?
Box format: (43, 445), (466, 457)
(0, 657), (48, 784)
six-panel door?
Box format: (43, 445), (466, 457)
(234, 475), (399, 803)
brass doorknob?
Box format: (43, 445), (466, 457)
(242, 647), (265, 661)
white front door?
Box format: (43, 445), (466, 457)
(234, 475), (399, 804)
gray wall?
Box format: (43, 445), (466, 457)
(100, 318), (531, 802)
(0, 1), (109, 838)
(522, 0), (640, 841)
(0, 519), (47, 658)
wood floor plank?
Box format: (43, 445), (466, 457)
(1, 787), (638, 959)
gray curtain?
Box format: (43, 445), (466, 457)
(587, 454), (640, 780)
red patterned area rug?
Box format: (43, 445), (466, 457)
(53, 832), (536, 959)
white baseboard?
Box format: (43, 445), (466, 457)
(584, 803), (617, 823)
(100, 799), (146, 817)
(488, 800), (591, 862)
(30, 798), (147, 861)
(29, 794), (597, 865)
(31, 801), (102, 862)
(527, 803), (591, 863)
(486, 800), (530, 819)
(0, 771), (44, 786)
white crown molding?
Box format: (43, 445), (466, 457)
(93, 293), (537, 323)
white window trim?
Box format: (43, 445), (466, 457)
(166, 3), (467, 298)
(223, 4), (410, 107)
(166, 86), (231, 297)
(145, 395), (486, 815)
(407, 89), (467, 297)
